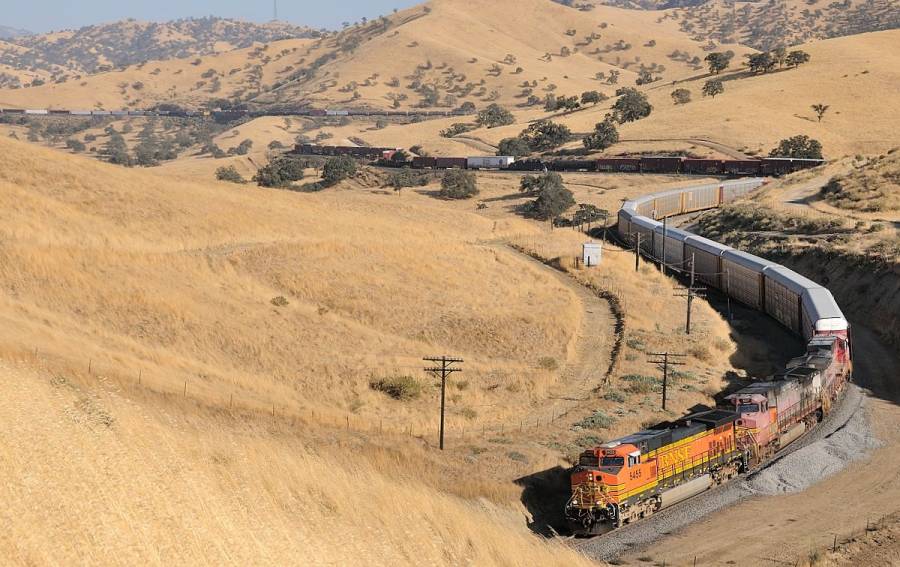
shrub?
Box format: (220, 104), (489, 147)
(322, 155), (357, 186)
(519, 120), (571, 151)
(216, 165), (245, 184)
(538, 357), (559, 370)
(702, 79), (724, 98)
(253, 156), (306, 187)
(497, 136), (530, 157)
(476, 103), (515, 128)
(369, 375), (422, 401)
(770, 135), (823, 159)
(622, 374), (659, 394)
(440, 122), (476, 138)
(270, 296), (289, 307)
(440, 169), (478, 199)
(574, 410), (616, 430)
(583, 117), (619, 150)
(671, 88), (691, 104)
(604, 390), (626, 403)
(527, 171), (575, 220)
(612, 87), (652, 123)
(65, 138), (86, 152)
(388, 167), (429, 192)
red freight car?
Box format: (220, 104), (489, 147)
(596, 158), (641, 172)
(683, 159), (723, 175)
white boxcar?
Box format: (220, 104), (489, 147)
(722, 178), (766, 204)
(684, 235), (730, 290)
(763, 267), (822, 334)
(682, 183), (722, 213)
(466, 156), (515, 169)
(653, 225), (692, 270)
(631, 216), (662, 254)
(722, 249), (777, 311)
(25, 109), (49, 115)
(801, 287), (848, 341)
(70, 110), (93, 116)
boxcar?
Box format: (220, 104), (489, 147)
(631, 216), (662, 254)
(684, 235), (730, 290)
(640, 156), (683, 174)
(596, 158), (641, 173)
(722, 250), (777, 311)
(434, 157), (468, 169)
(412, 156), (438, 169)
(652, 225), (692, 270)
(682, 183), (722, 213)
(722, 178), (765, 204)
(721, 160), (761, 176)
(466, 156), (515, 169)
(507, 159), (546, 171)
(683, 159), (723, 175)
(548, 159), (595, 172)
(646, 189), (685, 219)
(801, 288), (849, 342)
(763, 267), (822, 335)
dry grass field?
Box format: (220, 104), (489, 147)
(0, 133), (759, 562)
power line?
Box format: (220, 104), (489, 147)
(424, 356), (463, 451)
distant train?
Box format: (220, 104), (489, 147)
(0, 107), (471, 120)
(294, 144), (826, 177)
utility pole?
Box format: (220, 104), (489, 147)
(634, 233), (641, 272)
(647, 352), (686, 410)
(674, 253), (706, 335)
(424, 356), (463, 451)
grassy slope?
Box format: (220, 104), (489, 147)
(0, 361), (592, 566)
(511, 29), (900, 158)
(0, 0), (723, 111)
(0, 135), (583, 432)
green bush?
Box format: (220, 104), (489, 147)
(322, 155), (357, 186)
(216, 165), (245, 184)
(604, 390), (626, 403)
(574, 410), (616, 430)
(440, 169), (478, 199)
(369, 375), (422, 401)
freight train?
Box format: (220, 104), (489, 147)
(565, 178), (852, 535)
(294, 144), (825, 177)
(0, 107), (470, 119)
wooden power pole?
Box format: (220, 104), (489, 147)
(647, 352), (686, 410)
(675, 253), (706, 335)
(424, 356), (463, 451)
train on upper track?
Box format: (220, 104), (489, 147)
(565, 178), (852, 535)
(293, 144), (825, 177)
(0, 107), (469, 119)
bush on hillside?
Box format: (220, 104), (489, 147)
(476, 103), (515, 128)
(770, 135), (823, 159)
(527, 172), (575, 220)
(611, 88), (652, 123)
(582, 117), (619, 150)
(254, 156), (306, 187)
(369, 375), (422, 401)
(322, 155), (357, 186)
(440, 169), (479, 199)
(216, 165), (245, 184)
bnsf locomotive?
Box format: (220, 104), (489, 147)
(565, 178), (852, 535)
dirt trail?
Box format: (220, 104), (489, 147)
(488, 244), (617, 424)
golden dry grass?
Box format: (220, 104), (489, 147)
(0, 360), (594, 566)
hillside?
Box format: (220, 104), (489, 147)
(0, 0), (742, 111)
(258, 0), (750, 111)
(0, 17), (319, 80)
(442, 29), (900, 158)
(0, 26), (31, 40)
(571, 0), (900, 50)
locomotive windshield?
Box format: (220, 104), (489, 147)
(738, 403), (760, 414)
(600, 456), (625, 467)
